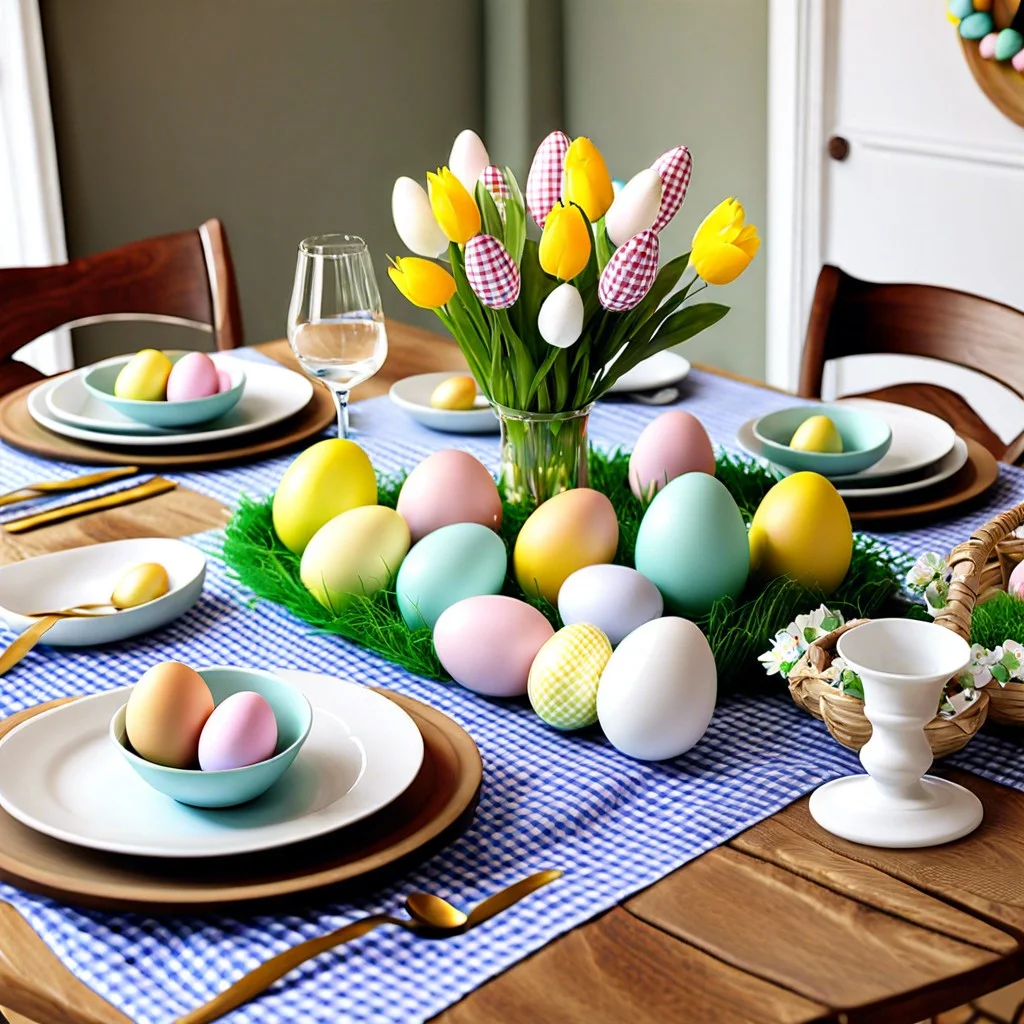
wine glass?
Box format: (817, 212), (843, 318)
(287, 234), (388, 438)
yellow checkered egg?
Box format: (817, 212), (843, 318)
(527, 623), (612, 730)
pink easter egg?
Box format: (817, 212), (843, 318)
(396, 450), (503, 543)
(1009, 560), (1024, 598)
(464, 234), (521, 309)
(650, 146), (693, 233)
(979, 31), (999, 58)
(166, 351), (219, 402)
(198, 691), (278, 771)
(598, 229), (660, 312)
(217, 369), (233, 393)
(526, 130), (569, 228)
(434, 595), (555, 697)
(629, 411), (715, 500)
(1013, 49), (1024, 71)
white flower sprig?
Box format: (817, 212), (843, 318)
(961, 639), (1024, 689)
(905, 551), (951, 616)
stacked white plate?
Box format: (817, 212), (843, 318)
(28, 353), (314, 448)
(737, 398), (968, 500)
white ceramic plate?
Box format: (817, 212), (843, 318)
(735, 419), (969, 499)
(605, 351), (691, 394)
(0, 538), (206, 646)
(29, 358), (313, 447)
(389, 372), (499, 434)
(0, 670), (425, 858)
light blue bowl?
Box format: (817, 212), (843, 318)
(84, 351), (246, 428)
(753, 405), (892, 476)
(110, 667), (312, 808)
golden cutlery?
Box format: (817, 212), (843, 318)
(176, 870), (562, 1024)
(3, 477), (176, 534)
(0, 466), (139, 509)
(0, 616), (62, 677)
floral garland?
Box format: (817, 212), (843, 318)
(949, 0), (1024, 73)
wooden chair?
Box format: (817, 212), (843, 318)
(799, 265), (1024, 463)
(0, 218), (243, 397)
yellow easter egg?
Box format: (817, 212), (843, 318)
(429, 376), (477, 410)
(114, 349), (173, 401)
(111, 563), (170, 609)
(300, 505), (410, 611)
(789, 414), (843, 454)
(273, 439), (378, 554)
(513, 489), (619, 604)
(749, 472), (852, 595)
(527, 624), (612, 730)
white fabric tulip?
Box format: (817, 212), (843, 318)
(538, 283), (585, 349)
(448, 129), (490, 194)
(604, 169), (663, 247)
(392, 176), (448, 258)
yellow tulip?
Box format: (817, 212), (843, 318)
(388, 256), (457, 308)
(427, 166), (481, 245)
(538, 202), (592, 281)
(690, 197), (760, 285)
(563, 137), (614, 221)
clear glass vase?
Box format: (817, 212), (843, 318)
(492, 403), (593, 507)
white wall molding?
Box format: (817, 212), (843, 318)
(766, 0), (828, 391)
(0, 0), (71, 374)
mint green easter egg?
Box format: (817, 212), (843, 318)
(995, 28), (1024, 60)
(960, 11), (994, 39)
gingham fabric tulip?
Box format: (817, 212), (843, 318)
(464, 234), (521, 309)
(650, 146), (693, 233)
(480, 164), (509, 217)
(598, 229), (660, 312)
(526, 130), (569, 229)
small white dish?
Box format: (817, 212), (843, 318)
(29, 358), (313, 447)
(389, 372), (499, 434)
(605, 351), (691, 394)
(0, 537), (206, 646)
(0, 670), (425, 858)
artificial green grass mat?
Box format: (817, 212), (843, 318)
(221, 448), (910, 690)
(970, 590), (1024, 649)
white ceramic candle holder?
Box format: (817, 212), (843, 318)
(809, 618), (982, 848)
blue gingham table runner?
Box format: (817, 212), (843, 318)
(2, 355), (1024, 1024)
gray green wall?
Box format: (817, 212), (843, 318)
(42, 0), (768, 377)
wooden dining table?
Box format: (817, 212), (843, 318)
(1, 323), (1023, 1024)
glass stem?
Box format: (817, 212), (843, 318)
(331, 387), (351, 438)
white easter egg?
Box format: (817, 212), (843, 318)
(391, 176), (447, 258)
(538, 283), (584, 349)
(448, 129), (490, 193)
(558, 564), (663, 646)
(597, 617), (716, 760)
(605, 168), (663, 247)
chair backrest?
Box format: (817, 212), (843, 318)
(799, 265), (1024, 461)
(0, 218), (243, 367)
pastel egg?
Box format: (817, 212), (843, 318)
(597, 617), (716, 761)
(978, 31), (999, 58)
(125, 661), (214, 768)
(166, 351), (220, 402)
(1013, 49), (1024, 72)
(514, 488), (619, 604)
(198, 691), (278, 771)
(300, 506), (410, 610)
(749, 472), (852, 594)
(995, 27), (1023, 61)
(397, 450), (503, 543)
(634, 474), (749, 615)
(528, 623), (612, 730)
(434, 595), (555, 696)
(217, 369), (233, 393)
(629, 411), (715, 500)
(949, 0), (975, 17)
(959, 11), (994, 38)
(110, 562), (169, 609)
(558, 564), (663, 646)
(396, 523), (507, 630)
(113, 348), (172, 401)
(430, 376), (477, 410)
(1008, 560), (1024, 598)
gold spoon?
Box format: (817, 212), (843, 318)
(0, 563), (170, 678)
(175, 870), (562, 1024)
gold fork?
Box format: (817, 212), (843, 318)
(0, 466), (139, 509)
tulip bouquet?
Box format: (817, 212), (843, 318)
(389, 128), (759, 502)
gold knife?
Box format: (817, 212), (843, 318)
(3, 477), (176, 534)
(0, 466), (139, 508)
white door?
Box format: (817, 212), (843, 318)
(768, 0), (1024, 443)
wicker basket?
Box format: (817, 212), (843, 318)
(934, 501), (1024, 726)
(787, 619), (989, 757)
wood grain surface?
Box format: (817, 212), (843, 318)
(1, 326), (1022, 1024)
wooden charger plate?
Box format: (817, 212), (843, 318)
(846, 436), (999, 526)
(0, 690), (481, 914)
(0, 376), (335, 469)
